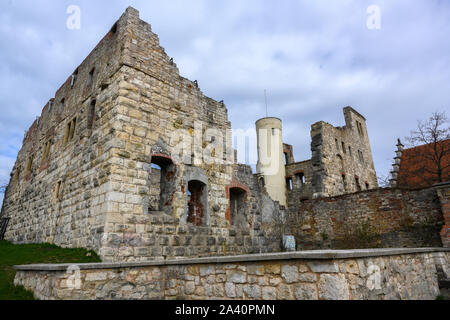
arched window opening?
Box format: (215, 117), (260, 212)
(149, 155), (175, 215)
(188, 180), (207, 226)
(295, 172), (305, 189)
(229, 187), (247, 228)
(259, 177), (265, 189)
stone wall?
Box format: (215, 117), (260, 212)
(436, 182), (450, 247)
(289, 187), (444, 250)
(13, 248), (449, 300)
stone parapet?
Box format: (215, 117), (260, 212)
(14, 248), (449, 300)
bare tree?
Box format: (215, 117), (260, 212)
(405, 111), (450, 185)
(377, 173), (392, 188)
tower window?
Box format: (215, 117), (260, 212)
(356, 121), (364, 137)
(342, 141), (346, 154)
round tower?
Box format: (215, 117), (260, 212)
(256, 117), (287, 207)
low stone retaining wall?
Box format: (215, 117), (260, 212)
(14, 248), (449, 300)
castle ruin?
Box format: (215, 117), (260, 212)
(2, 7), (445, 263)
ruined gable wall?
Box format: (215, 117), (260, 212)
(1, 10), (134, 249)
(311, 107), (378, 198)
(97, 9), (278, 261)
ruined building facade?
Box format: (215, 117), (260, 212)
(1, 7), (383, 262)
(1, 8), (285, 262)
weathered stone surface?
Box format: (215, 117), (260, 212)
(227, 271), (247, 284)
(243, 285), (261, 299)
(294, 284), (318, 300)
(307, 261), (339, 273)
(281, 265), (299, 284)
(318, 274), (350, 300)
(298, 273), (317, 283)
(225, 282), (236, 298)
(262, 287), (276, 300)
(13, 250), (448, 300)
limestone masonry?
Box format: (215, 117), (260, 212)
(13, 249), (450, 300)
(0, 7), (448, 265)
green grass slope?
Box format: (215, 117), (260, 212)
(0, 240), (100, 300)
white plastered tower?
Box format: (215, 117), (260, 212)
(256, 117), (287, 207)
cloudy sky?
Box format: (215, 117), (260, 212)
(1, 0), (449, 205)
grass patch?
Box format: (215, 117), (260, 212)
(0, 240), (100, 300)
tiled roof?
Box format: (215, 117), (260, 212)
(397, 139), (450, 189)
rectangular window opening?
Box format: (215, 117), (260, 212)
(26, 155), (34, 176)
(64, 118), (77, 144)
(87, 67), (95, 86)
(55, 181), (62, 200)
